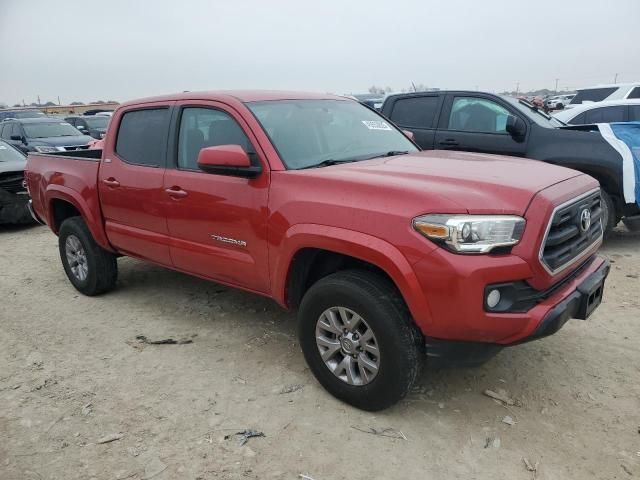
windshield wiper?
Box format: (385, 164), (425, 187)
(297, 159), (360, 170)
(366, 150), (409, 159)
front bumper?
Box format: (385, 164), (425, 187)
(517, 257), (609, 344)
(413, 247), (608, 344)
(422, 257), (609, 366)
(27, 199), (45, 225)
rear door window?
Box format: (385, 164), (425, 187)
(627, 87), (640, 99)
(447, 97), (510, 133)
(570, 87), (618, 104)
(568, 112), (586, 124)
(583, 106), (626, 124)
(389, 96), (439, 128)
(115, 108), (170, 166)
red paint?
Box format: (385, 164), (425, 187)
(26, 91), (605, 345)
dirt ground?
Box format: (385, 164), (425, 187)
(1, 224), (639, 480)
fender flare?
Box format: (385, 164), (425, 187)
(45, 185), (113, 251)
(273, 223), (432, 330)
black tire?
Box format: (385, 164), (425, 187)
(58, 216), (117, 296)
(298, 270), (424, 411)
(601, 190), (617, 238)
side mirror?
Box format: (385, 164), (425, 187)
(10, 134), (24, 142)
(402, 129), (415, 141)
(505, 115), (526, 138)
(197, 145), (262, 178)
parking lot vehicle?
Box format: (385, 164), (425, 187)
(0, 109), (46, 122)
(350, 93), (386, 111)
(381, 90), (640, 234)
(567, 82), (640, 107)
(545, 94), (575, 110)
(84, 109), (114, 116)
(0, 139), (32, 224)
(26, 91), (609, 411)
(554, 99), (640, 125)
(0, 118), (93, 154)
(65, 115), (109, 139)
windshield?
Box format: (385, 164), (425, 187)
(23, 122), (82, 138)
(84, 116), (109, 128)
(502, 97), (565, 128)
(247, 99), (418, 170)
(0, 140), (25, 162)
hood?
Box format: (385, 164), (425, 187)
(0, 158), (26, 174)
(297, 150), (584, 215)
(30, 135), (93, 147)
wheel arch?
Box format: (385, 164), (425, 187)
(45, 186), (113, 251)
(274, 224), (432, 332)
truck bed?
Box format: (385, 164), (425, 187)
(26, 150), (104, 235)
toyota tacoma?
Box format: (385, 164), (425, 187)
(26, 91), (609, 410)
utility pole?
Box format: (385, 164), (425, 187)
(57, 96), (61, 105)
(614, 73), (619, 84)
(554, 78), (559, 93)
(37, 95), (41, 106)
(515, 82), (520, 96)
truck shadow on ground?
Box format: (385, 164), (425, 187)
(108, 256), (608, 414)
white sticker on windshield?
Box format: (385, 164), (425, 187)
(0, 145), (7, 149)
(362, 120), (392, 131)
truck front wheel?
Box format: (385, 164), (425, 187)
(298, 270), (424, 411)
(58, 216), (117, 296)
(601, 190), (617, 238)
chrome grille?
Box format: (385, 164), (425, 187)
(539, 189), (603, 275)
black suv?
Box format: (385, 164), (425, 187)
(381, 90), (640, 234)
(0, 118), (92, 154)
(65, 115), (109, 139)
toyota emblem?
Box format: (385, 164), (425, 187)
(579, 208), (591, 233)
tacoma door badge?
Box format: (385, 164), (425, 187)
(211, 234), (247, 247)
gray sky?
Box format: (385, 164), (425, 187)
(1, 0), (639, 106)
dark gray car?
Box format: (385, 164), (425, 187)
(0, 139), (32, 224)
(0, 118), (92, 154)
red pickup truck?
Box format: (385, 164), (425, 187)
(26, 91), (609, 410)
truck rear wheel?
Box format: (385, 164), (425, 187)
(58, 216), (117, 296)
(298, 270), (424, 411)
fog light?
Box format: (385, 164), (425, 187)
(486, 289), (501, 309)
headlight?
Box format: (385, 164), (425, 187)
(34, 145), (64, 153)
(413, 214), (526, 254)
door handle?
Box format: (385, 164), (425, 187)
(165, 187), (188, 199)
(102, 178), (120, 187)
(438, 139), (459, 146)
